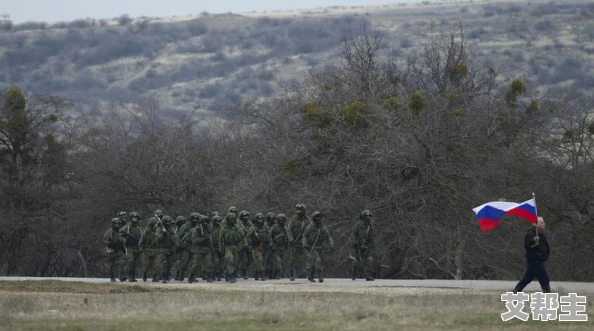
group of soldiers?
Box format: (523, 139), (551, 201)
(103, 204), (376, 284)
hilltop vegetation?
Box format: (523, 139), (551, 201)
(1, 0), (593, 118)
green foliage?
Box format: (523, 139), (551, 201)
(526, 99), (539, 113)
(446, 94), (456, 102)
(505, 78), (527, 104)
(391, 75), (401, 84)
(588, 123), (594, 136)
(447, 64), (468, 82)
(300, 102), (319, 120)
(450, 109), (462, 117)
(285, 159), (303, 176)
(5, 88), (26, 111)
(299, 101), (331, 128)
(408, 91), (426, 115)
(387, 96), (401, 111)
(563, 129), (577, 143)
(340, 101), (368, 128)
(49, 113), (59, 122)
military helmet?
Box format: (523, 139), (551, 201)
(254, 213), (264, 222)
(212, 214), (222, 222)
(111, 217), (121, 225)
(189, 213), (200, 221)
(162, 215), (172, 224)
(238, 210), (250, 219)
(266, 212), (276, 220)
(228, 206), (238, 214)
(117, 211), (128, 220)
(211, 211), (220, 216)
(176, 215), (186, 226)
(130, 212), (140, 222)
(295, 204), (307, 212)
(361, 210), (373, 218)
(148, 217), (158, 225)
(276, 213), (287, 222)
(226, 212), (237, 220)
(199, 215), (210, 223)
(154, 210), (164, 219)
(311, 211), (323, 220)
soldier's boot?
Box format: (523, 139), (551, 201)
(216, 272), (221, 282)
(260, 271), (266, 281)
(174, 269), (180, 281)
(161, 272), (168, 284)
(351, 266), (357, 281)
(142, 272), (147, 282)
(542, 284), (551, 293)
(366, 272), (375, 281)
(230, 272), (237, 283)
(275, 270), (280, 280)
(129, 271), (137, 282)
(179, 270), (185, 282)
(242, 269), (248, 280)
(255, 271), (259, 281)
(110, 271), (116, 283)
(307, 268), (315, 282)
(290, 269), (295, 281)
(152, 273), (158, 282)
(119, 271), (127, 282)
(318, 269), (324, 283)
(188, 272), (195, 284)
(207, 271), (214, 283)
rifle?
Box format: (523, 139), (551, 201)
(155, 213), (166, 233)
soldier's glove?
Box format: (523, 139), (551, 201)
(107, 239), (117, 249)
(126, 236), (138, 246)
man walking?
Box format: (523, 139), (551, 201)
(512, 217), (551, 293)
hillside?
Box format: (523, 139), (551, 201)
(1, 0), (593, 119)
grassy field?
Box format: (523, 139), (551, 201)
(0, 281), (592, 330)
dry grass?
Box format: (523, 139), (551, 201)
(0, 281), (592, 330)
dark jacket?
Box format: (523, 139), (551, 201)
(524, 227), (549, 262)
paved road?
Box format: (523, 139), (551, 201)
(1, 276), (594, 293)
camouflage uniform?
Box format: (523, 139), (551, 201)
(219, 212), (241, 283)
(220, 206), (239, 228)
(269, 213), (290, 280)
(156, 216), (176, 283)
(176, 214), (196, 281)
(247, 213), (271, 281)
(302, 211), (334, 283)
(287, 204), (311, 280)
(139, 217), (160, 282)
(188, 216), (214, 283)
(351, 210), (375, 281)
(209, 215), (224, 281)
(236, 210), (253, 279)
(103, 218), (126, 282)
(173, 215), (187, 280)
(116, 211), (129, 281)
(264, 212), (277, 279)
(120, 212), (144, 282)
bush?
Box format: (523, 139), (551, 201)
(12, 21), (47, 31)
(69, 19), (92, 29)
(118, 14), (132, 25)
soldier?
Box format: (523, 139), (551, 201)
(302, 211), (334, 283)
(175, 214), (194, 281)
(236, 210), (253, 279)
(269, 213), (290, 280)
(264, 212), (277, 279)
(221, 206), (238, 227)
(247, 213), (271, 281)
(103, 217), (126, 282)
(117, 211), (129, 226)
(210, 214), (224, 281)
(351, 210), (375, 281)
(120, 212), (143, 282)
(139, 217), (160, 282)
(219, 212), (241, 283)
(188, 215), (214, 283)
(287, 203), (311, 281)
(156, 215), (176, 283)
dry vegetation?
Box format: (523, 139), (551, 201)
(1, 281), (592, 330)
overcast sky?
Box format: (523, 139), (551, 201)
(3, 0), (414, 23)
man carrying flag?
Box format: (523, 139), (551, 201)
(472, 196), (551, 293)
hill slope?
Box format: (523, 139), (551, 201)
(1, 0), (593, 119)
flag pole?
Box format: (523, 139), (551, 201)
(533, 192), (539, 238)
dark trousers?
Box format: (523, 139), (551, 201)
(513, 259), (550, 292)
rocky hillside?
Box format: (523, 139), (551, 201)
(1, 0), (593, 119)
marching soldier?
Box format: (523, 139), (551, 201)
(287, 204), (311, 281)
(176, 214), (197, 281)
(269, 213), (290, 280)
(139, 217), (160, 282)
(264, 212), (277, 279)
(210, 214), (224, 281)
(302, 211), (334, 283)
(247, 213), (270, 281)
(188, 215), (214, 283)
(220, 212), (241, 283)
(156, 215), (176, 283)
(236, 210), (252, 279)
(120, 212), (143, 282)
(351, 210), (375, 281)
(103, 217), (126, 282)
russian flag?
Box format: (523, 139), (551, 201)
(472, 199), (538, 232)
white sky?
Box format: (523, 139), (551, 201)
(3, 0), (415, 23)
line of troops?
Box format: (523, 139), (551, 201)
(103, 204), (376, 283)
